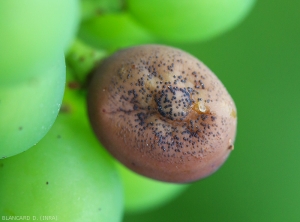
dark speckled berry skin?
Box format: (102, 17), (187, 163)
(87, 45), (237, 183)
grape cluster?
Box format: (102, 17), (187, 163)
(0, 0), (255, 221)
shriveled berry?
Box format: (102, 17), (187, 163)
(87, 45), (237, 183)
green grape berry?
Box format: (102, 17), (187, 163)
(0, 53), (65, 158)
(0, 104), (123, 222)
(116, 162), (189, 213)
(127, 0), (256, 43)
(0, 0), (79, 85)
(78, 12), (156, 51)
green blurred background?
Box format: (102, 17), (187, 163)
(124, 1), (300, 221)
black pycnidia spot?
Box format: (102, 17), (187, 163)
(155, 87), (192, 120)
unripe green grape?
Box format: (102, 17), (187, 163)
(127, 0), (256, 43)
(0, 106), (123, 222)
(0, 0), (79, 85)
(0, 53), (65, 158)
(78, 12), (156, 51)
(116, 162), (189, 213)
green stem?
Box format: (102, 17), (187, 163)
(66, 38), (107, 88)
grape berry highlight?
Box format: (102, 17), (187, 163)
(87, 45), (237, 183)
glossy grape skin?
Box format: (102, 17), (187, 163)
(116, 162), (189, 213)
(78, 12), (156, 51)
(0, 0), (79, 85)
(87, 45), (237, 183)
(127, 0), (256, 43)
(0, 53), (65, 158)
(0, 103), (123, 222)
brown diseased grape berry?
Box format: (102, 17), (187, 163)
(87, 45), (237, 183)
